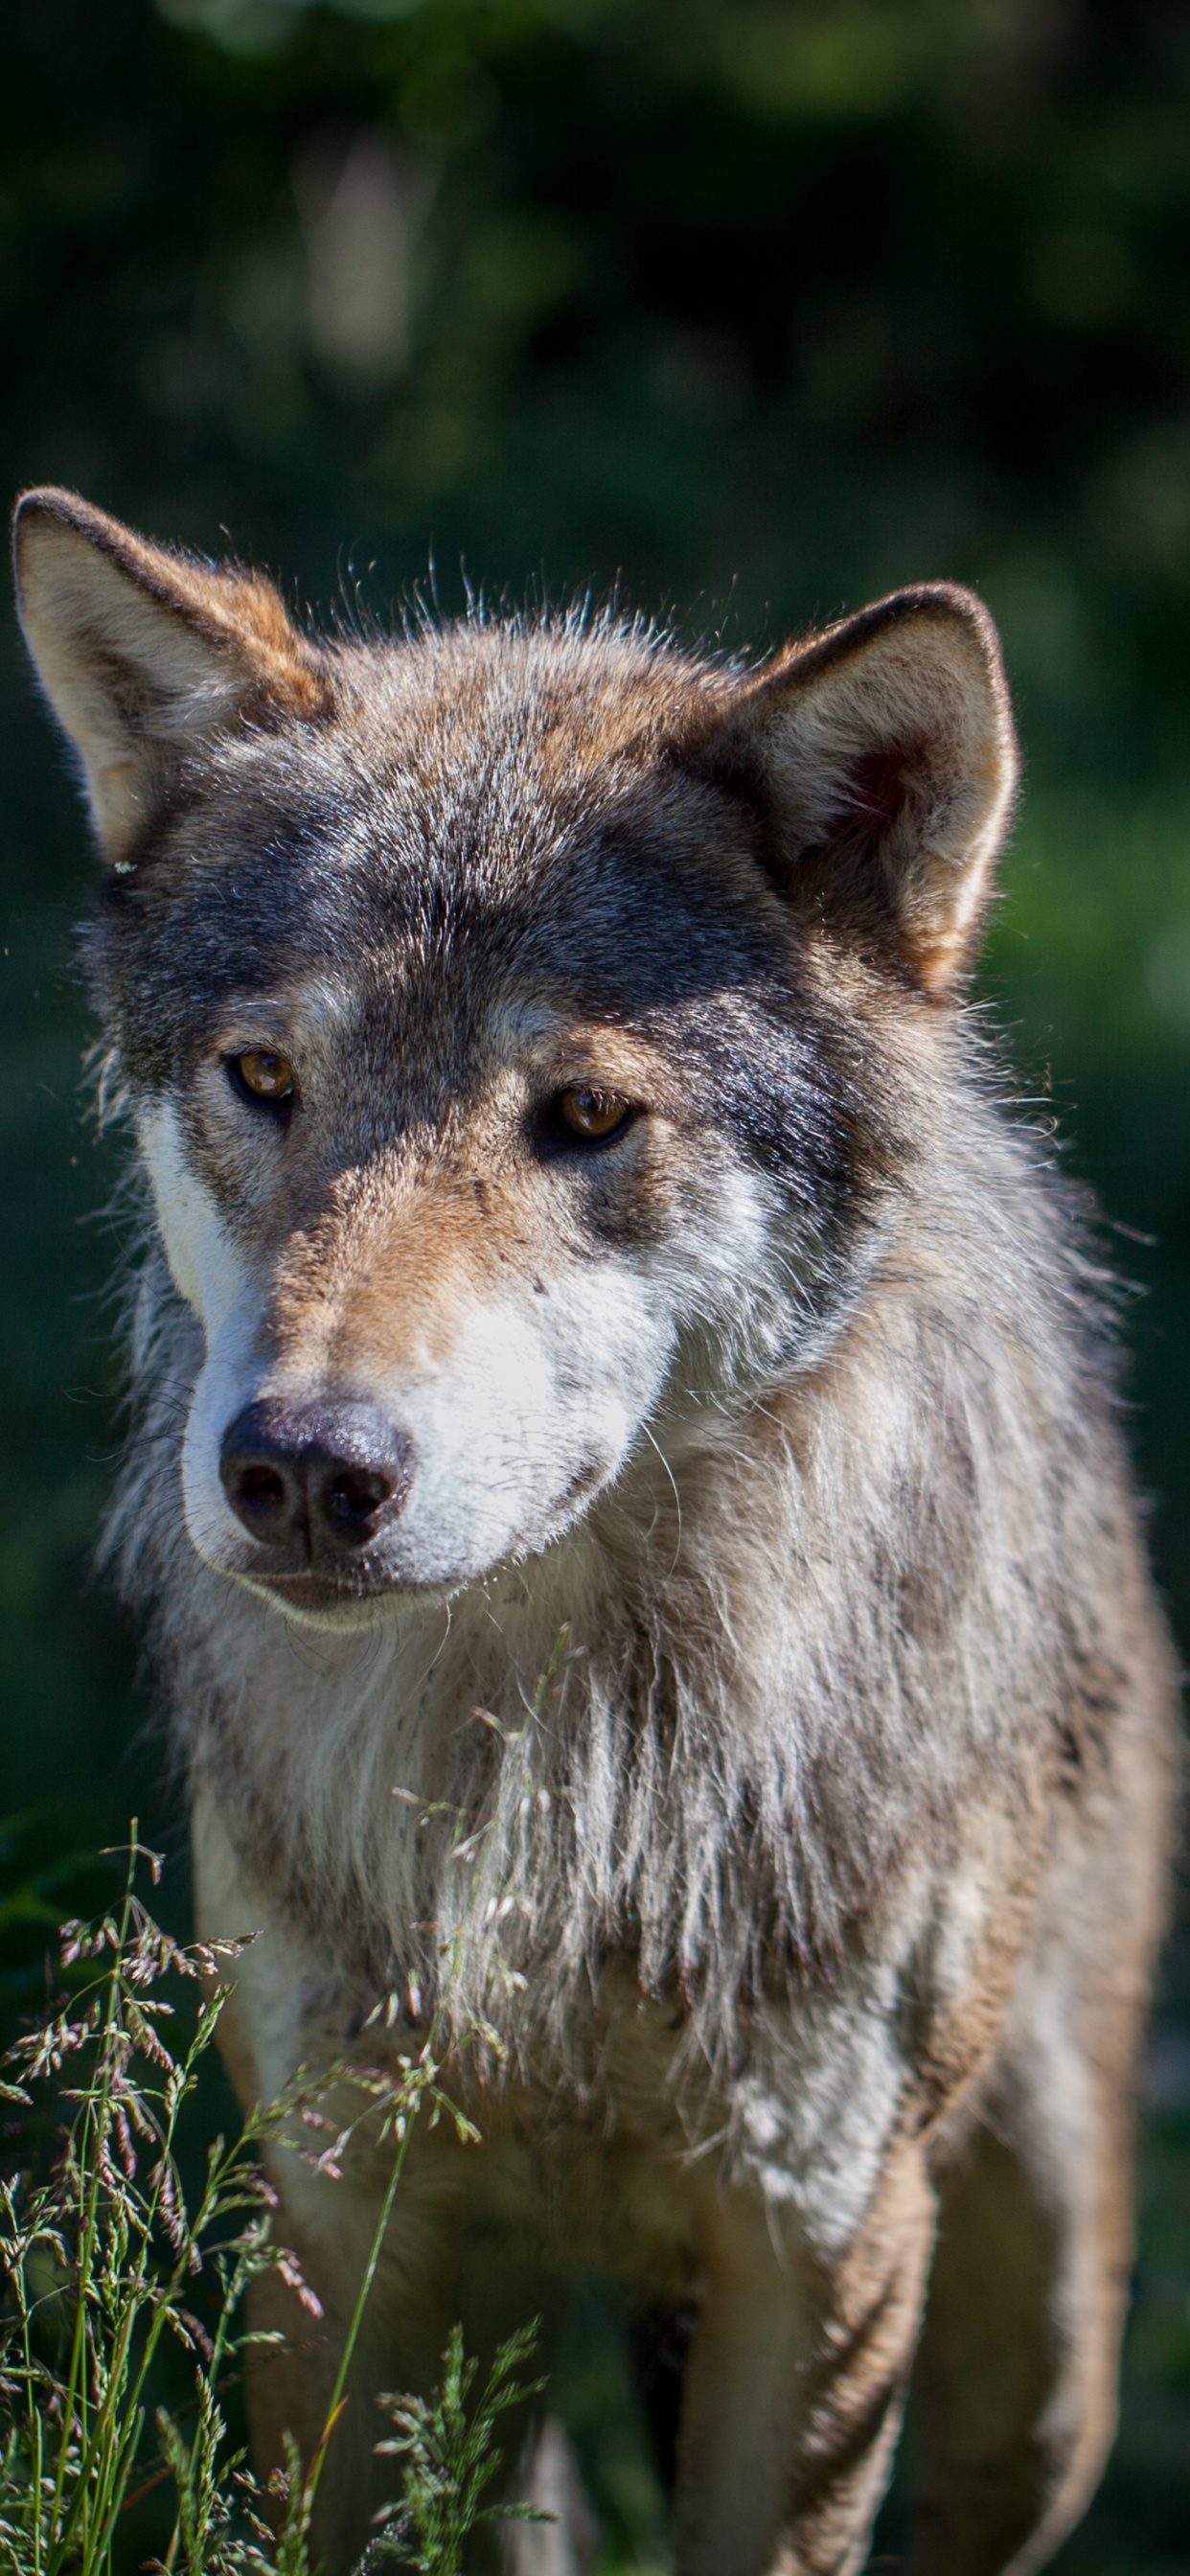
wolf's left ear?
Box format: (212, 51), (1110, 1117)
(695, 585), (1017, 996)
(12, 487), (329, 864)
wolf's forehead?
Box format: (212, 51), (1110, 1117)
(195, 689), (768, 1007)
(275, 622), (732, 890)
(310, 682), (683, 884)
(103, 630), (781, 1087)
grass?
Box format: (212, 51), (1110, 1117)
(0, 1828), (552, 2576)
(364, 2325), (550, 2575)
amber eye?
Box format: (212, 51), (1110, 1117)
(554, 1086), (632, 1144)
(228, 1048), (295, 1106)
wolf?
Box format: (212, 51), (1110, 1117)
(12, 483), (1179, 2576)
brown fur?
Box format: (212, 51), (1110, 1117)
(12, 484), (1180, 2575)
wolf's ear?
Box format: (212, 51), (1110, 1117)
(697, 585), (1017, 995)
(12, 487), (329, 864)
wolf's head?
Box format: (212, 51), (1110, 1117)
(13, 491), (1016, 1626)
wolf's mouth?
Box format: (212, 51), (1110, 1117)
(236, 1561), (415, 1622)
(225, 1463), (609, 1618)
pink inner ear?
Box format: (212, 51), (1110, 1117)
(849, 739), (930, 832)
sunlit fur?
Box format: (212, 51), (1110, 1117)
(14, 485), (1179, 2576)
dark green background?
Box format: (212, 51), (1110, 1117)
(2, 2), (1189, 2564)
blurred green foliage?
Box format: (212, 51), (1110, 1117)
(2, 0), (1190, 2565)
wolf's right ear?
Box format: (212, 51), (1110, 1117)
(684, 584), (1017, 997)
(12, 488), (329, 864)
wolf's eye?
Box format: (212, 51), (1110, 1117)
(554, 1086), (632, 1145)
(228, 1049), (295, 1108)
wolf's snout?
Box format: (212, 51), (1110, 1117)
(219, 1398), (412, 1559)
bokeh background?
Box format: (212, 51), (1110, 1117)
(2, 1), (1190, 2565)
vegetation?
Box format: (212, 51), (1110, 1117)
(0, 1833), (549, 2576)
(367, 2326), (550, 2574)
(1, 1), (1189, 2566)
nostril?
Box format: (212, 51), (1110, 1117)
(326, 1467), (394, 1525)
(303, 1406), (412, 1552)
(219, 1402), (309, 1549)
(235, 1463), (289, 1521)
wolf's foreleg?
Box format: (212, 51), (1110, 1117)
(904, 1681), (1170, 2576)
(673, 2146), (935, 2576)
(905, 2003), (1144, 2573)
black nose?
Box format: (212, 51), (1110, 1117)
(219, 1398), (413, 1559)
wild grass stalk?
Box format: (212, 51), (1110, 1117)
(0, 1820), (553, 2576)
(364, 2323), (549, 2575)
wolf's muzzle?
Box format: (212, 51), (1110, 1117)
(219, 1397), (412, 1564)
